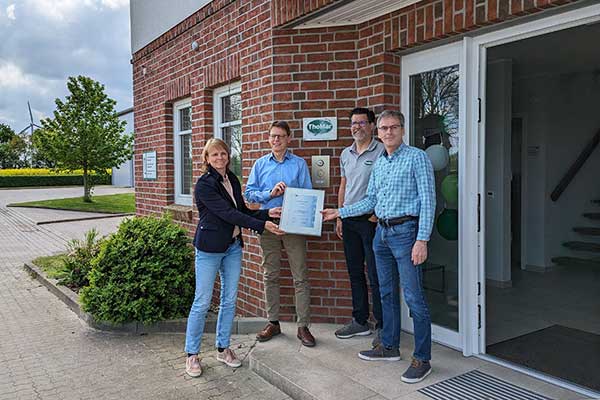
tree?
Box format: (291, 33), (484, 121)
(0, 123), (27, 169)
(35, 76), (133, 202)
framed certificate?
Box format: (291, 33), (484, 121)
(279, 188), (325, 236)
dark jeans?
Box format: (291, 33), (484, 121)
(342, 217), (384, 329)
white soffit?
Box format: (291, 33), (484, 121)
(293, 0), (420, 28)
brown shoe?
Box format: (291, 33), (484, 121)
(256, 322), (281, 342)
(297, 326), (316, 347)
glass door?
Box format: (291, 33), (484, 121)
(401, 42), (465, 349)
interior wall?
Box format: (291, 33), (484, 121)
(513, 70), (600, 267)
(485, 59), (513, 286)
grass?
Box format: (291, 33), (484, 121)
(32, 254), (67, 280)
(8, 193), (135, 214)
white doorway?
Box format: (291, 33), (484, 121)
(401, 41), (468, 351)
(471, 3), (600, 396)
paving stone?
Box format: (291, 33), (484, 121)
(0, 194), (290, 400)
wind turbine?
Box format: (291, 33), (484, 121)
(18, 101), (41, 136)
(18, 101), (42, 166)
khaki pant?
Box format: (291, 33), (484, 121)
(260, 230), (310, 327)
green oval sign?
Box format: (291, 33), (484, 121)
(307, 119), (333, 135)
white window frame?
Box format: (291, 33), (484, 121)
(174, 98), (192, 206)
(213, 82), (242, 178)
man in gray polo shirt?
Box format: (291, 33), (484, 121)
(335, 107), (396, 345)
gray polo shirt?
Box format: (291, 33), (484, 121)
(340, 139), (384, 208)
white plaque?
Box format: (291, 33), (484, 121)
(143, 151), (157, 180)
(279, 188), (325, 236)
(303, 117), (337, 141)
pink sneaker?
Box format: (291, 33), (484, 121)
(216, 348), (242, 368)
(185, 354), (202, 377)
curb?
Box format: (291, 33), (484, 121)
(250, 351), (317, 400)
(23, 262), (266, 335)
(6, 205), (133, 225)
(36, 213), (134, 225)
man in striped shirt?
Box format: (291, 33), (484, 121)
(322, 110), (436, 383)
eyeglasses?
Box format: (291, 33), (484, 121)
(351, 120), (370, 127)
(269, 134), (288, 140)
(377, 124), (403, 132)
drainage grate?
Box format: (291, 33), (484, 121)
(419, 370), (554, 400)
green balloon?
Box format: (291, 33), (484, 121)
(437, 209), (458, 240)
(441, 174), (459, 205)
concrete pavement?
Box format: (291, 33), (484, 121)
(0, 187), (289, 400)
(0, 187), (591, 400)
(250, 323), (588, 400)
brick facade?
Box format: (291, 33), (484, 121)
(133, 0), (582, 323)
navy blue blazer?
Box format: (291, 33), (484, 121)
(193, 165), (270, 253)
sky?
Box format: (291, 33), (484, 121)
(0, 0), (132, 134)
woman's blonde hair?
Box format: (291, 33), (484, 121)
(199, 138), (230, 175)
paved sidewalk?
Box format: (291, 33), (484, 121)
(0, 202), (289, 400)
(250, 323), (589, 400)
(0, 187), (592, 400)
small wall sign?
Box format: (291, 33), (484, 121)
(143, 151), (157, 180)
(303, 117), (337, 141)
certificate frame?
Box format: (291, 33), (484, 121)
(279, 187), (325, 237)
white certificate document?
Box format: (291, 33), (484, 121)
(279, 188), (325, 236)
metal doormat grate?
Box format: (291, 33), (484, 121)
(419, 370), (554, 400)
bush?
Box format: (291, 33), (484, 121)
(58, 229), (104, 291)
(0, 168), (111, 187)
(80, 215), (195, 324)
(0, 174), (111, 187)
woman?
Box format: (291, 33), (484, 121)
(185, 138), (283, 378)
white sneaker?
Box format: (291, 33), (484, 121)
(185, 354), (202, 377)
(216, 348), (242, 368)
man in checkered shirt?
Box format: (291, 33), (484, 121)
(322, 110), (436, 384)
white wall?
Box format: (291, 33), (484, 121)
(130, 0), (211, 54)
(485, 59), (513, 285)
(513, 70), (600, 268)
(113, 109), (134, 187)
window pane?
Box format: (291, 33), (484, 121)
(410, 65), (459, 332)
(181, 133), (192, 195)
(223, 125), (242, 181)
(180, 107), (191, 131)
(222, 93), (241, 122)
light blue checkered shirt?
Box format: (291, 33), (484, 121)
(339, 143), (436, 241)
(244, 150), (312, 209)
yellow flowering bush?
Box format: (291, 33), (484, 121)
(0, 169), (112, 187)
(0, 168), (111, 176)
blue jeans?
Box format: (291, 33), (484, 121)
(184, 240), (242, 354)
(342, 217), (383, 328)
(374, 220), (432, 361)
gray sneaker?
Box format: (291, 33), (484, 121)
(358, 343), (401, 361)
(335, 320), (371, 339)
(371, 328), (381, 348)
(401, 358), (432, 383)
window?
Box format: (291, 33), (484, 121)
(214, 82), (242, 181)
(174, 99), (193, 205)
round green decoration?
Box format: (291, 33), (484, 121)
(441, 174), (459, 205)
(437, 208), (458, 240)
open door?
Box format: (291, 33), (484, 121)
(401, 42), (467, 350)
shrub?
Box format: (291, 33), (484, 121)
(0, 168), (111, 176)
(58, 229), (103, 291)
(0, 174), (111, 187)
(0, 168), (111, 187)
(80, 215), (195, 324)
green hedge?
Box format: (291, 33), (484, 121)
(0, 174), (111, 187)
(80, 216), (195, 324)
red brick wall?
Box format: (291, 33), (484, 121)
(272, 0), (582, 50)
(270, 0), (338, 27)
(133, 0), (583, 323)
